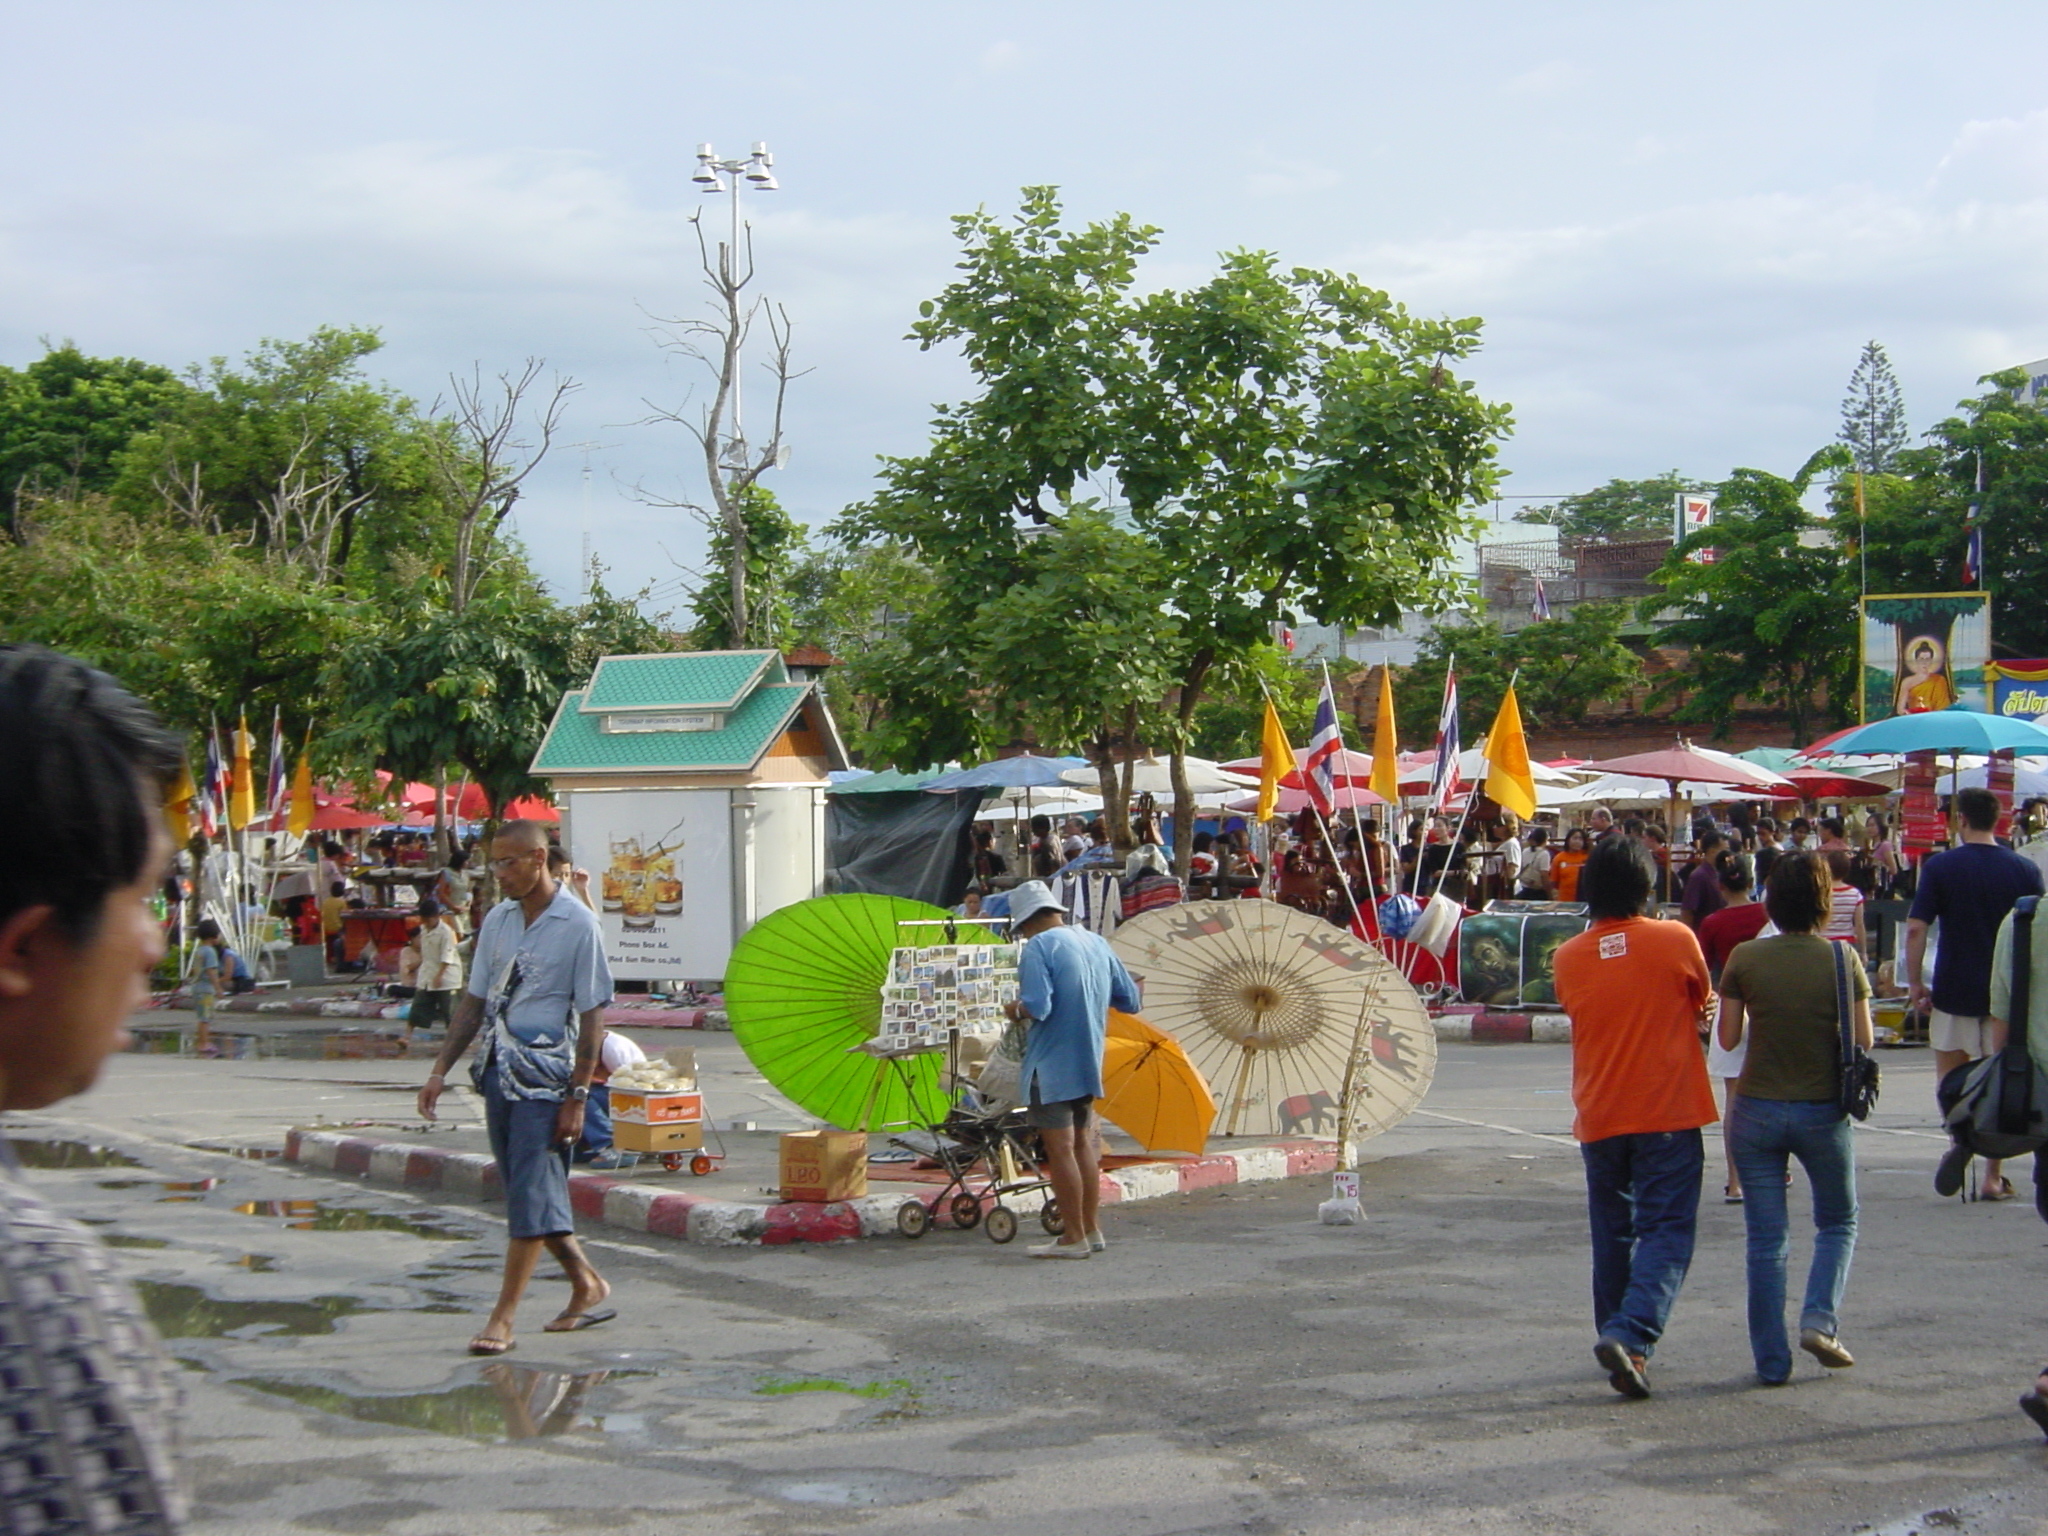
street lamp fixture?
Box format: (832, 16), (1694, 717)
(694, 142), (777, 194)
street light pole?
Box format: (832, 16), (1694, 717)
(690, 141), (779, 473)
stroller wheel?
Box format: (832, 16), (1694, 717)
(949, 1193), (983, 1230)
(1040, 1198), (1064, 1236)
(984, 1206), (1019, 1244)
(896, 1200), (931, 1239)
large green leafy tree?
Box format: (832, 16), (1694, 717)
(0, 346), (194, 539)
(843, 189), (1508, 873)
(1854, 369), (2048, 655)
(1398, 601), (1643, 743)
(1517, 472), (1705, 543)
(325, 580), (667, 818)
(1643, 450), (1856, 741)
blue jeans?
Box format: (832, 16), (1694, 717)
(574, 1083), (614, 1161)
(1580, 1128), (1705, 1357)
(1727, 1095), (1857, 1381)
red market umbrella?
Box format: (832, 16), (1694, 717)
(1578, 745), (1790, 790)
(501, 796), (560, 823)
(307, 805), (388, 831)
(1775, 767), (1897, 800)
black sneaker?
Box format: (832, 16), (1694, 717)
(1935, 1143), (1972, 1198)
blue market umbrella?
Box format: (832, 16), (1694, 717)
(1812, 713), (2048, 758)
(922, 754), (1088, 791)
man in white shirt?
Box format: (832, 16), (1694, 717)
(407, 897), (464, 1037)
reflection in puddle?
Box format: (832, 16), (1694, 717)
(9, 1138), (143, 1169)
(749, 1469), (955, 1508)
(238, 1364), (649, 1441)
(134, 1280), (372, 1338)
(230, 1200), (471, 1240)
(126, 1027), (419, 1061)
(99, 1234), (171, 1250)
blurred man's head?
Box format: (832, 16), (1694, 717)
(0, 646), (179, 1110)
(491, 820), (555, 902)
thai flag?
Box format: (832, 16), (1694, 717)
(198, 727), (223, 839)
(1964, 520), (1983, 587)
(1429, 671), (1462, 812)
(1302, 681), (1344, 816)
(265, 709), (287, 825)
(1532, 579), (1552, 621)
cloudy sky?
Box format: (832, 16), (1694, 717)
(8, 2), (2048, 606)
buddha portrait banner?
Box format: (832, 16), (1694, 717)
(1860, 592), (1991, 722)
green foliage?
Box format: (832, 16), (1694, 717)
(841, 189), (1508, 861)
(1839, 340), (1909, 474)
(325, 579), (666, 816)
(1516, 472), (1705, 543)
(1862, 594), (1985, 626)
(1642, 450), (1856, 741)
(1398, 602), (1643, 743)
(687, 484), (808, 649)
(0, 345), (193, 535)
(1187, 649), (1321, 760)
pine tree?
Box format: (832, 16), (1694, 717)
(1839, 340), (1909, 474)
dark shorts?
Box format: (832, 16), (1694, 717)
(1027, 1087), (1093, 1130)
(482, 1076), (574, 1240)
(409, 989), (455, 1032)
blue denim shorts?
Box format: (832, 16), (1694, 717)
(483, 1078), (574, 1239)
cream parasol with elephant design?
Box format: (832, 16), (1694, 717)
(1109, 901), (1435, 1147)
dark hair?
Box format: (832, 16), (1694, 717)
(1820, 817), (1845, 840)
(195, 918), (222, 942)
(1526, 827), (1548, 848)
(1621, 817), (1646, 839)
(1956, 786), (1999, 832)
(1824, 847), (1854, 882)
(1696, 828), (1726, 853)
(1763, 850), (1830, 933)
(1580, 836), (1656, 920)
(322, 840), (344, 857)
(1713, 849), (1753, 893)
(0, 646), (179, 940)
(446, 849), (469, 871)
(417, 897), (442, 918)
(329, 881), (346, 896)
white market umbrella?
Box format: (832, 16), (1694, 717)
(1061, 756), (1256, 797)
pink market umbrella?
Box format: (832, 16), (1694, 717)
(1224, 784), (1386, 816)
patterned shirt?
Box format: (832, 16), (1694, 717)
(0, 1145), (186, 1533)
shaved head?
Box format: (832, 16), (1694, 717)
(494, 820), (551, 852)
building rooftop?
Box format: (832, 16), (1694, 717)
(581, 650), (786, 713)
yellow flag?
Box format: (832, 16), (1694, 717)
(1483, 683), (1538, 821)
(228, 714), (256, 832)
(1255, 699), (1295, 822)
(1370, 666), (1399, 805)
(287, 729), (315, 837)
(164, 758), (195, 845)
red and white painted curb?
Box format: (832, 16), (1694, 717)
(284, 1128), (1339, 1248)
(1431, 1006), (1572, 1043)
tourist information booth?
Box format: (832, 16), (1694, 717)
(530, 649), (850, 984)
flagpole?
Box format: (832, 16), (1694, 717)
(1428, 666), (1521, 907)
(1255, 674), (1368, 936)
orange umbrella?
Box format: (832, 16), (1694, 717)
(1096, 1009), (1216, 1156)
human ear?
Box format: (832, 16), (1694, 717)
(0, 906), (60, 999)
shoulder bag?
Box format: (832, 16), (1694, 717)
(1833, 940), (1881, 1121)
(1939, 896), (2048, 1158)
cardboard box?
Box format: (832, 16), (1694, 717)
(779, 1130), (868, 1203)
(608, 1089), (703, 1125)
(613, 1119), (705, 1154)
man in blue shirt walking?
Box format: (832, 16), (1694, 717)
(1004, 881), (1142, 1258)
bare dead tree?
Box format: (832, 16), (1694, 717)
(425, 360), (579, 612)
(251, 428), (373, 583)
(638, 202), (808, 646)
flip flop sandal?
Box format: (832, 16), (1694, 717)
(544, 1308), (618, 1333)
(468, 1334), (515, 1356)
(1724, 1187), (1745, 1205)
(1982, 1178), (2018, 1202)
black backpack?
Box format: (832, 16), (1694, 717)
(1938, 897), (2048, 1160)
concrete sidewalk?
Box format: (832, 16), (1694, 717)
(284, 1122), (1339, 1247)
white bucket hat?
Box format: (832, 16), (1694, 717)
(1006, 880), (1066, 927)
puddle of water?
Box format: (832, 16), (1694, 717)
(9, 1138), (143, 1169)
(126, 1027), (418, 1062)
(135, 1280), (373, 1339)
(161, 1178), (222, 1194)
(749, 1469), (953, 1508)
(236, 1364), (651, 1441)
(100, 1234), (171, 1249)
(230, 1200), (472, 1240)
(186, 1144), (284, 1162)
(755, 1376), (915, 1400)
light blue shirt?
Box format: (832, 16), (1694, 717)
(466, 885), (613, 1100)
(1017, 923), (1141, 1104)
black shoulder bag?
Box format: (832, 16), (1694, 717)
(1834, 940), (1881, 1121)
(1938, 896), (2048, 1159)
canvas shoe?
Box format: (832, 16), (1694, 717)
(1085, 1229), (1107, 1253)
(1029, 1239), (1091, 1260)
(1799, 1329), (1855, 1369)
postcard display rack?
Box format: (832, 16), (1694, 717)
(870, 919), (1023, 1058)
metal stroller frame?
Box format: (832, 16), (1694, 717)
(889, 1086), (1065, 1244)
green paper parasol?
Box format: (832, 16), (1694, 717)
(724, 894), (994, 1132)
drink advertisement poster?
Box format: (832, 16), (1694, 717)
(1860, 593), (1991, 722)
(565, 789), (732, 980)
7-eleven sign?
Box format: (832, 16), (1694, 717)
(1675, 492), (1716, 563)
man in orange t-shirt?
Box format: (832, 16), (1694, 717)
(1552, 835), (1716, 1401)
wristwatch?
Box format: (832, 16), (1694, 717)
(568, 1085), (590, 1103)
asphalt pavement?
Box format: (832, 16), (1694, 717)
(9, 1033), (2048, 1534)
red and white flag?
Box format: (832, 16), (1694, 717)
(1428, 669), (1462, 813)
(1301, 680), (1345, 816)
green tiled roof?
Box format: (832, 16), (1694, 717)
(581, 651), (784, 713)
(534, 683), (811, 774)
